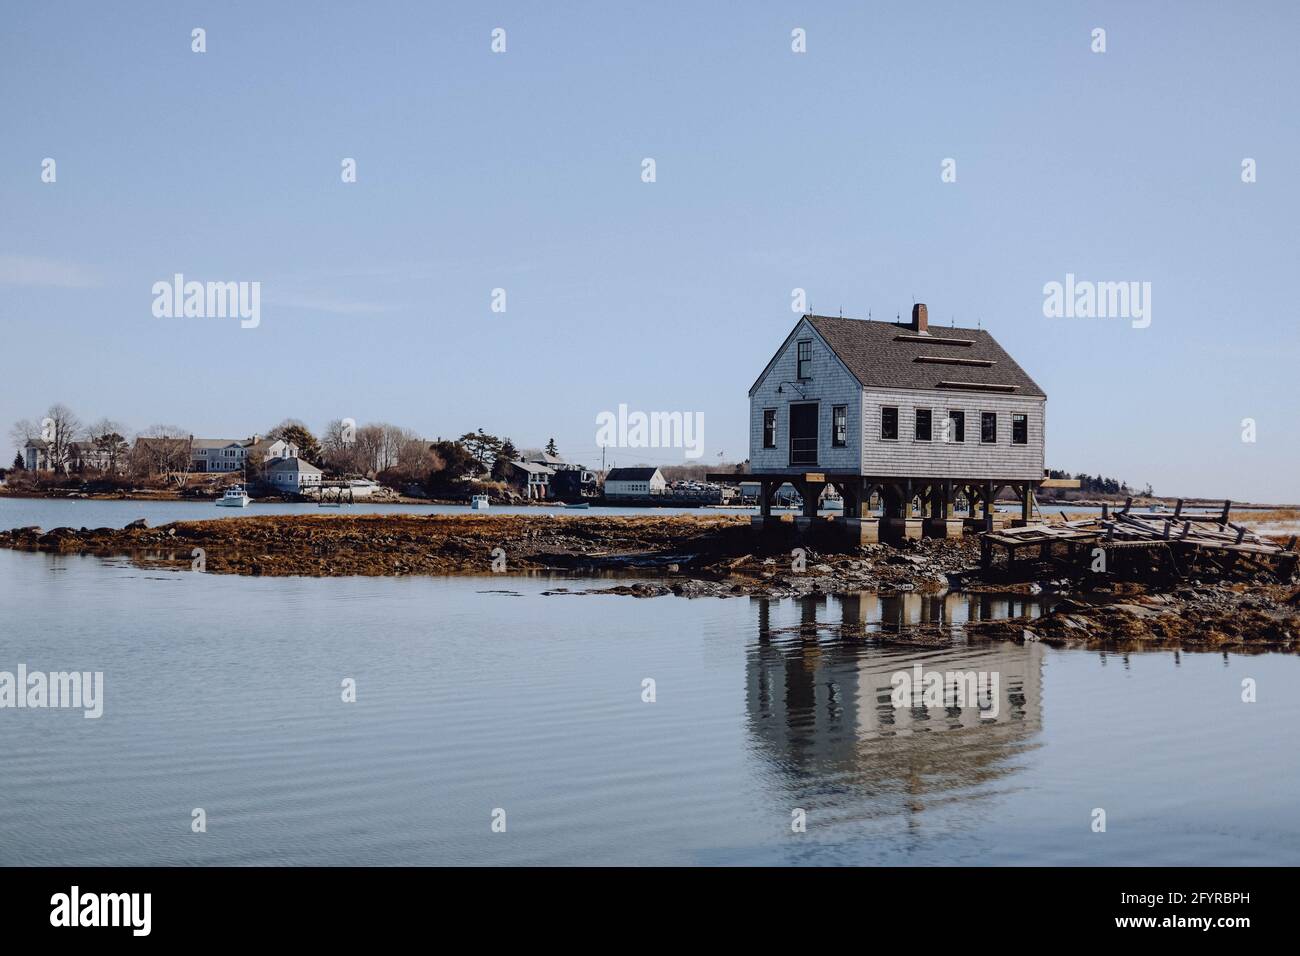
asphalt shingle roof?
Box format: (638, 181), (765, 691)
(802, 315), (1045, 398)
(605, 467), (662, 481)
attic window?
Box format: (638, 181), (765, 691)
(936, 380), (1018, 392)
(914, 355), (995, 367)
(796, 340), (812, 380)
(894, 334), (974, 346)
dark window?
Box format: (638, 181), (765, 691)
(796, 340), (812, 380)
(981, 411), (997, 444)
(1012, 413), (1028, 445)
(832, 405), (847, 447)
(789, 403), (818, 466)
(881, 406), (898, 440)
(948, 410), (965, 443)
(915, 409), (932, 442)
(762, 409), (777, 449)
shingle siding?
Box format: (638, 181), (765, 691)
(748, 315), (1046, 481)
(749, 318), (862, 474)
(860, 387), (1044, 480)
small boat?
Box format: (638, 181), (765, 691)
(470, 494), (490, 511)
(564, 502), (590, 510)
(217, 485), (251, 508)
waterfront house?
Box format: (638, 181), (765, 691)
(23, 439), (52, 471)
(603, 467), (666, 497)
(525, 451), (569, 469)
(506, 460), (555, 500)
(738, 304), (1047, 539)
(191, 435), (299, 473)
(262, 456), (323, 492)
(190, 438), (247, 473)
(550, 468), (598, 500)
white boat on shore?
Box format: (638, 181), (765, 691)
(470, 494), (490, 511)
(217, 485), (251, 508)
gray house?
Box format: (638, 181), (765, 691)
(740, 304), (1047, 540)
(263, 456), (323, 493)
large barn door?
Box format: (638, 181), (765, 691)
(789, 403), (819, 466)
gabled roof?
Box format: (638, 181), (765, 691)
(264, 457), (322, 474)
(528, 452), (567, 466)
(510, 460), (555, 476)
(804, 315), (1045, 397)
(751, 314), (1044, 398)
(191, 438), (245, 450)
(605, 467), (662, 481)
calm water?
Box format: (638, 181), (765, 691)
(1, 541), (1298, 866)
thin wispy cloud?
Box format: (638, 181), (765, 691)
(0, 254), (100, 288)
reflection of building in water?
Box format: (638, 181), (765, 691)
(745, 594), (1044, 820)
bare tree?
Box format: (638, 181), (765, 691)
(320, 418), (365, 475)
(378, 424), (412, 473)
(392, 436), (439, 481)
(353, 424), (385, 476)
(84, 418), (130, 473)
(43, 404), (82, 473)
(131, 425), (192, 484)
(8, 418), (40, 468)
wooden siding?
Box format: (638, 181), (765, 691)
(859, 386), (1045, 480)
(749, 318), (1046, 480)
(749, 317), (862, 474)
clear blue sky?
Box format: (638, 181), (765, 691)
(2, 2), (1296, 501)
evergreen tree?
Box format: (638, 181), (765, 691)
(492, 439), (518, 481)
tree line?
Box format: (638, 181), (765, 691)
(1046, 469), (1153, 497)
(6, 403), (570, 495)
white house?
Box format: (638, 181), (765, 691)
(603, 467), (667, 497)
(191, 435), (299, 473)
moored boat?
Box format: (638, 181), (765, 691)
(216, 485), (251, 508)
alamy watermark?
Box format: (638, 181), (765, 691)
(152, 273), (261, 329)
(890, 664), (1000, 718)
(595, 403), (704, 459)
(0, 664), (103, 718)
(1042, 273), (1150, 329)
(50, 886), (150, 936)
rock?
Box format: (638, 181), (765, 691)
(126, 518), (148, 530)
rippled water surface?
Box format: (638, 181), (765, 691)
(1, 543), (1297, 866)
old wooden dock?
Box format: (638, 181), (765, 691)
(980, 498), (1299, 580)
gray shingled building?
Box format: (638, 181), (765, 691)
(731, 304), (1048, 542)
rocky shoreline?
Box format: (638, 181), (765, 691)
(1, 513), (1296, 652)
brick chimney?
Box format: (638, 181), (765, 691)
(911, 303), (928, 333)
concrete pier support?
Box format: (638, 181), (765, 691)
(881, 517), (924, 542)
(922, 517), (965, 539)
(844, 517), (881, 544)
